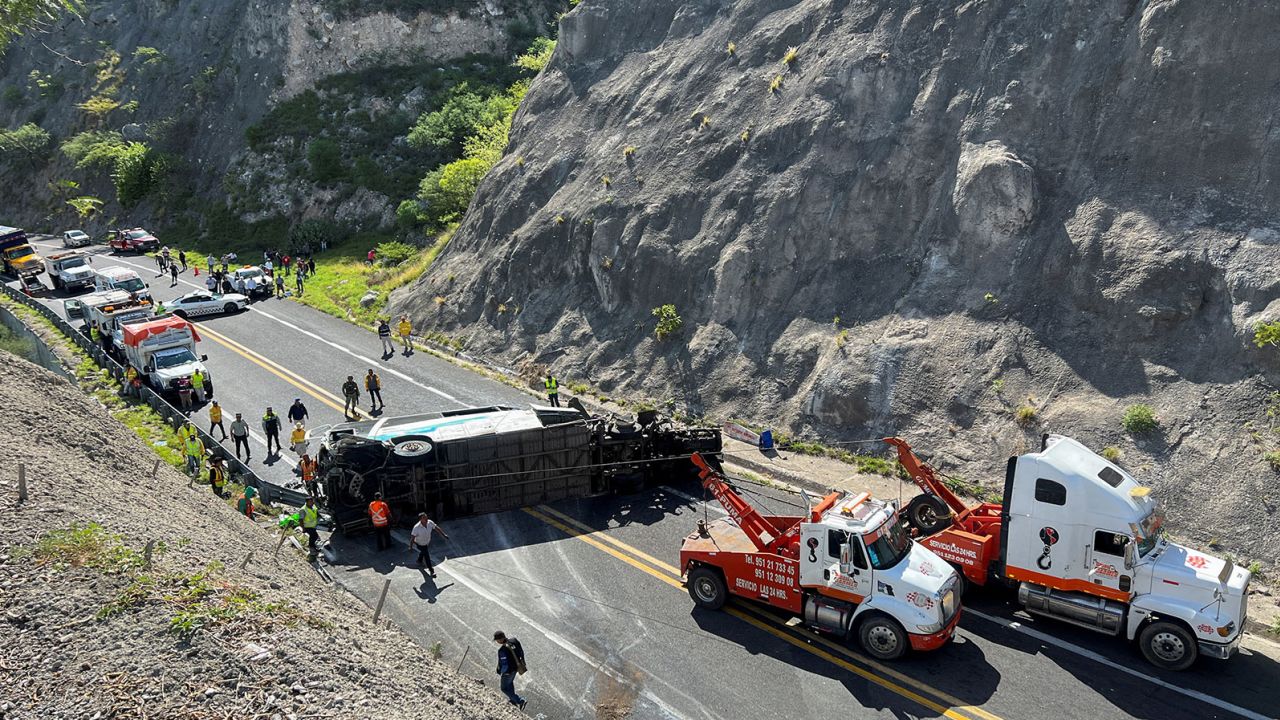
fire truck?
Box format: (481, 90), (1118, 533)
(890, 435), (1251, 670)
(679, 454), (961, 661)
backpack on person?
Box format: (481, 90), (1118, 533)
(506, 638), (527, 675)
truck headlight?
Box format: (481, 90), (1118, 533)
(1216, 622), (1236, 638)
(917, 620), (943, 634)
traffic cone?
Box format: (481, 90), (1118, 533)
(193, 266), (199, 276)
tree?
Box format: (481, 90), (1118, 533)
(0, 0), (82, 53)
(514, 37), (556, 73)
(0, 122), (51, 164)
(1255, 321), (1280, 349)
(66, 195), (103, 219)
(306, 137), (345, 185)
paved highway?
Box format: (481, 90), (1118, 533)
(11, 237), (1280, 720)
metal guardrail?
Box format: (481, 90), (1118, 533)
(0, 283), (309, 507)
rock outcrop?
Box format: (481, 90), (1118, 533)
(394, 0), (1280, 561)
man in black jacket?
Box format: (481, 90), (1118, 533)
(493, 631), (526, 709)
(287, 398), (309, 426)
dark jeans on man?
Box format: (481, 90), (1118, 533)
(500, 672), (525, 706)
(547, 392), (560, 407)
(374, 526), (391, 550)
(304, 526), (319, 552)
(266, 431), (280, 454)
(369, 388), (382, 409)
(232, 434), (250, 460)
(210, 419), (227, 440)
(415, 543), (434, 573)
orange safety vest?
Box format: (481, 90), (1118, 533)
(300, 458), (317, 482)
(369, 500), (390, 528)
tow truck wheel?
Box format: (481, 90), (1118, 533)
(687, 566), (727, 610)
(1139, 621), (1198, 671)
(858, 614), (908, 661)
(906, 494), (950, 535)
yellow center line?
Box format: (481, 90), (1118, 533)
(195, 323), (358, 418)
(533, 504), (1003, 720)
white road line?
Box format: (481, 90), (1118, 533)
(100, 253), (468, 406)
(965, 608), (1272, 720)
(389, 530), (692, 720)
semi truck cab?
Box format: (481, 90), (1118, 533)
(1003, 435), (1250, 669)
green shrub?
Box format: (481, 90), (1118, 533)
(396, 199), (426, 228)
(652, 304), (683, 340)
(112, 142), (168, 208)
(1265, 450), (1280, 471)
(61, 130), (124, 167)
(1015, 405), (1038, 427)
(33, 522), (143, 573)
(1254, 321), (1280, 348)
(0, 122), (51, 163)
(288, 219), (345, 253)
(407, 83), (514, 153)
(132, 46), (165, 65)
(1101, 446), (1122, 462)
(514, 37), (555, 73)
(376, 240), (417, 266)
(1122, 404), (1159, 434)
(416, 157), (488, 227)
(306, 137), (346, 185)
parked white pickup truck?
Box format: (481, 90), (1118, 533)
(44, 251), (94, 292)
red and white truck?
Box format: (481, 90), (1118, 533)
(108, 227), (159, 253)
(680, 454), (961, 661)
(890, 435), (1252, 670)
(121, 316), (212, 397)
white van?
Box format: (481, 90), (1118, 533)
(93, 266), (151, 301)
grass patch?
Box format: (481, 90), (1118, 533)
(1264, 450), (1280, 471)
(1014, 404), (1038, 427)
(33, 522), (145, 574)
(1122, 403), (1159, 434)
(1101, 446), (1122, 462)
(770, 431), (905, 478)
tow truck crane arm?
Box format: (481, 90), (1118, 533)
(690, 453), (780, 552)
(883, 436), (969, 516)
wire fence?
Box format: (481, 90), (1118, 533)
(0, 283), (309, 507)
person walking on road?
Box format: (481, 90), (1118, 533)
(377, 319), (394, 357)
(397, 314), (413, 354)
(230, 413), (250, 461)
(494, 631), (528, 709)
(190, 368), (207, 403)
(262, 407), (282, 456)
(408, 512), (448, 577)
(342, 376), (361, 420)
(169, 262), (179, 287)
(178, 250), (187, 272)
(365, 369), (383, 412)
(208, 455), (227, 497)
(544, 374), (560, 407)
(368, 492), (391, 550)
(290, 422), (308, 458)
(287, 398), (309, 426)
(208, 399), (227, 440)
(298, 497), (321, 558)
(300, 453), (319, 497)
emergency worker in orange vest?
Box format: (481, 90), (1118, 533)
(299, 454), (319, 498)
(368, 492), (392, 550)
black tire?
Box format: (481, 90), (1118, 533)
(172, 309), (187, 319)
(858, 614), (908, 661)
(907, 494), (950, 535)
(223, 303), (238, 314)
(1139, 621), (1198, 671)
(687, 566), (727, 610)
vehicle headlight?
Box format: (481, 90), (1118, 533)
(917, 620), (943, 634)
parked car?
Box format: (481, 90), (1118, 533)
(108, 228), (159, 253)
(230, 265), (273, 299)
(169, 290), (249, 318)
(62, 230), (91, 248)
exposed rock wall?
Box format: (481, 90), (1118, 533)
(393, 0), (1280, 561)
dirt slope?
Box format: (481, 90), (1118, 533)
(394, 0), (1280, 563)
(0, 349), (521, 720)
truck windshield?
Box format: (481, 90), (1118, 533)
(4, 247), (28, 260)
(153, 348), (197, 369)
(1134, 508), (1165, 558)
(127, 231), (148, 240)
(115, 278), (145, 292)
(61, 258), (87, 269)
(863, 517), (912, 570)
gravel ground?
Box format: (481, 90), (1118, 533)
(0, 349), (523, 720)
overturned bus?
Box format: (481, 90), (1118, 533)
(317, 400), (722, 533)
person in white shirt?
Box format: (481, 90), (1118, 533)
(408, 512), (449, 577)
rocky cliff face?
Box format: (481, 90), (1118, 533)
(394, 0), (1280, 561)
(0, 0), (553, 229)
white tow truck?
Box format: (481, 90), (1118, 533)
(120, 316), (212, 397)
